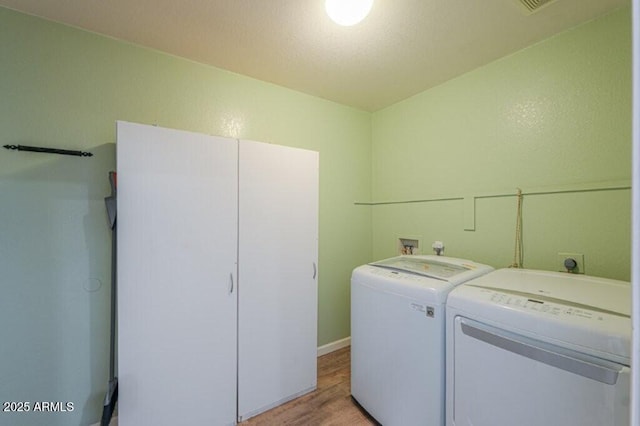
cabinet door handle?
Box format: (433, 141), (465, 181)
(312, 262), (317, 280)
(229, 273), (234, 294)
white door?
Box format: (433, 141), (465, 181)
(450, 316), (630, 426)
(238, 140), (319, 420)
(117, 122), (238, 426)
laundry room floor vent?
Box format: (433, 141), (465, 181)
(518, 0), (557, 13)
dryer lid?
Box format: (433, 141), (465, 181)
(464, 268), (631, 317)
(447, 268), (631, 362)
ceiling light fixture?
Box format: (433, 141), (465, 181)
(325, 0), (374, 26)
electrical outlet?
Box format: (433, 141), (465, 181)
(557, 253), (585, 274)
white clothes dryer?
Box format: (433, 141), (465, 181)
(351, 255), (493, 426)
(445, 268), (631, 426)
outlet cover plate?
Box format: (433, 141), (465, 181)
(557, 252), (585, 274)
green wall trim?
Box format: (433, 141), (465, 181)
(356, 180), (632, 205)
(358, 180), (631, 238)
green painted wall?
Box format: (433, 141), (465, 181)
(0, 7), (371, 425)
(371, 7), (632, 281)
(0, 3), (633, 426)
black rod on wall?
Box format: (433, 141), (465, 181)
(3, 144), (93, 157)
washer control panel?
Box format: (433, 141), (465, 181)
(369, 266), (428, 282)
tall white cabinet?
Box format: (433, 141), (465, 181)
(117, 121), (318, 425)
(238, 140), (319, 420)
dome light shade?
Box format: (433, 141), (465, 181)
(325, 0), (374, 26)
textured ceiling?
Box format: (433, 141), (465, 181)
(0, 0), (629, 111)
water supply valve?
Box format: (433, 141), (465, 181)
(432, 241), (445, 256)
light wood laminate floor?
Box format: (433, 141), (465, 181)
(241, 347), (378, 425)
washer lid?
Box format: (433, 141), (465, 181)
(370, 255), (493, 284)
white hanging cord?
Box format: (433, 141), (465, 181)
(510, 188), (524, 268)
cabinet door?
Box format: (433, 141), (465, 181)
(238, 140), (319, 421)
(117, 122), (238, 426)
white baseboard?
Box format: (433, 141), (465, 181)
(317, 336), (351, 357)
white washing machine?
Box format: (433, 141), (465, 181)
(351, 255), (494, 426)
(445, 268), (631, 426)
